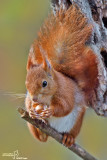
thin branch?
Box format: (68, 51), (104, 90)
(18, 107), (99, 160)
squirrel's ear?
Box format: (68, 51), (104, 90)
(27, 52), (36, 71)
(39, 45), (53, 75)
(27, 54), (33, 71)
(27, 46), (39, 71)
(43, 58), (52, 73)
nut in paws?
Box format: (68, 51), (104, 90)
(39, 108), (54, 119)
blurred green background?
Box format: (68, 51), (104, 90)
(0, 1), (107, 160)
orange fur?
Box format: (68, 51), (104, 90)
(25, 94), (48, 142)
(25, 60), (86, 143)
(27, 123), (48, 142)
(27, 5), (98, 104)
(70, 107), (86, 137)
(25, 5), (98, 144)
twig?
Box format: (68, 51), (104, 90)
(18, 107), (99, 160)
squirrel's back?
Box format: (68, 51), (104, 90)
(27, 5), (98, 105)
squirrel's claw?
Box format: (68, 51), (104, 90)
(29, 107), (54, 119)
(39, 108), (54, 118)
(62, 133), (75, 147)
(29, 108), (47, 124)
(29, 109), (40, 119)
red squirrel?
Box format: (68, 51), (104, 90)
(25, 5), (98, 147)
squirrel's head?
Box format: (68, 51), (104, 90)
(25, 51), (57, 105)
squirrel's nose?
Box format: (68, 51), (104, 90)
(32, 96), (38, 102)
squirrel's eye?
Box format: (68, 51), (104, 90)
(42, 81), (47, 88)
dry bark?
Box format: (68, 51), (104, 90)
(51, 0), (107, 117)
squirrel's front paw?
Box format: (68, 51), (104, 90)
(29, 108), (39, 119)
(39, 108), (54, 119)
(29, 105), (54, 120)
(29, 104), (43, 119)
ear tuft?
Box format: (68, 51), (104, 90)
(43, 58), (52, 70)
(27, 45), (40, 71)
(39, 45), (53, 75)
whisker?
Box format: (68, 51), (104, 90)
(0, 90), (26, 99)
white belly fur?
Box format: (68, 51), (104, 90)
(48, 106), (82, 133)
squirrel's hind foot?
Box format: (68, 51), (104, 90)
(62, 133), (75, 147)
